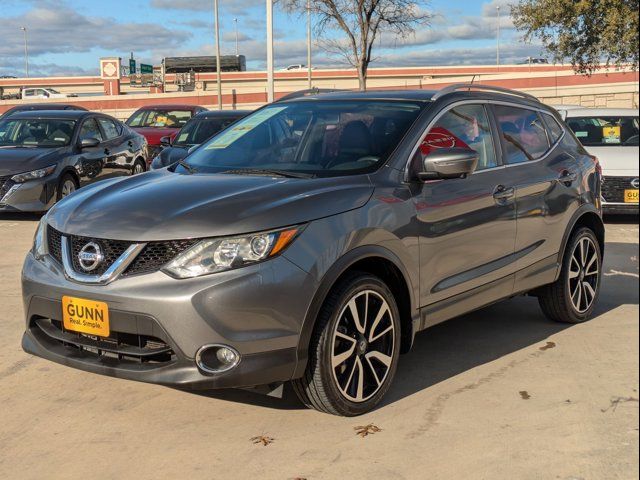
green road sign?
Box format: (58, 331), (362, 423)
(129, 58), (136, 75)
(140, 64), (153, 74)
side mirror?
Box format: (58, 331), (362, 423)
(80, 137), (100, 149)
(160, 136), (172, 147)
(418, 147), (479, 181)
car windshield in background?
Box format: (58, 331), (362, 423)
(0, 118), (76, 148)
(127, 110), (192, 129)
(173, 117), (238, 147)
(567, 116), (639, 146)
(181, 100), (425, 177)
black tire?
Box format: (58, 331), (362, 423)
(56, 173), (78, 201)
(132, 159), (146, 175)
(292, 272), (401, 416)
(538, 227), (602, 323)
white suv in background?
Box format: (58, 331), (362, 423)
(561, 107), (639, 215)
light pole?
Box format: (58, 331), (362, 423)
(214, 0), (223, 110)
(307, 0), (312, 89)
(20, 26), (29, 78)
(266, 0), (275, 103)
(234, 18), (239, 56)
(496, 6), (501, 67)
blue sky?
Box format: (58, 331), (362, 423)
(0, 0), (544, 77)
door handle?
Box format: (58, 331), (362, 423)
(558, 170), (577, 186)
(104, 148), (111, 155)
(493, 185), (515, 203)
(127, 141), (133, 148)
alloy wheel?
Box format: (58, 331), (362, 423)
(568, 236), (600, 313)
(330, 290), (395, 403)
(61, 180), (76, 198)
(133, 163), (145, 175)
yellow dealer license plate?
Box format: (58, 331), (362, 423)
(62, 296), (110, 337)
(624, 189), (639, 203)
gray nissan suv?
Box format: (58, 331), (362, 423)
(22, 85), (605, 416)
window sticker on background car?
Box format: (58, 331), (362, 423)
(177, 133), (189, 143)
(603, 125), (621, 144)
(419, 126), (470, 156)
(206, 106), (287, 149)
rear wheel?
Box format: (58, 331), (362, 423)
(538, 227), (602, 323)
(56, 173), (78, 201)
(292, 272), (401, 416)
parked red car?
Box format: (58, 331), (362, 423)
(126, 104), (207, 160)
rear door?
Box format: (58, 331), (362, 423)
(412, 103), (517, 313)
(76, 117), (108, 184)
(491, 104), (583, 290)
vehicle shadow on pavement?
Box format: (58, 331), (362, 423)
(0, 212), (43, 222)
(189, 241), (638, 412)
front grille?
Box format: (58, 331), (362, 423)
(46, 226), (196, 277)
(0, 175), (15, 202)
(69, 234), (131, 276)
(33, 317), (175, 364)
(124, 239), (197, 276)
(602, 176), (639, 203)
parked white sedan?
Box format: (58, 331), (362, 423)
(560, 107), (639, 215)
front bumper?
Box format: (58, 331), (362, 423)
(602, 202), (639, 215)
(0, 177), (56, 212)
(21, 251), (318, 389)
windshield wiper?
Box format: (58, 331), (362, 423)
(177, 159), (198, 174)
(221, 168), (314, 179)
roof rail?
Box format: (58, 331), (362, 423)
(432, 83), (539, 103)
(275, 88), (345, 103)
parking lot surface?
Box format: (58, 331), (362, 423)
(0, 214), (637, 480)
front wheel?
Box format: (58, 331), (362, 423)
(56, 173), (78, 201)
(538, 227), (602, 323)
(292, 273), (401, 416)
(132, 159), (146, 175)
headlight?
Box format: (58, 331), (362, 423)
(12, 164), (56, 183)
(32, 216), (48, 260)
(162, 226), (303, 279)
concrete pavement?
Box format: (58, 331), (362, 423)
(0, 214), (637, 480)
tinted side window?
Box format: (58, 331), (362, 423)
(543, 113), (564, 144)
(421, 104), (498, 171)
(98, 118), (120, 140)
(79, 118), (103, 142)
(495, 106), (550, 164)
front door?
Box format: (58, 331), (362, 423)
(411, 103), (518, 318)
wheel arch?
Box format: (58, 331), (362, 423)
(292, 245), (419, 379)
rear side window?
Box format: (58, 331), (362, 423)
(98, 118), (120, 140)
(495, 105), (550, 164)
(542, 113), (564, 144)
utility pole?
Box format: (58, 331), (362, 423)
(234, 18), (239, 56)
(266, 0), (275, 102)
(20, 27), (29, 78)
(214, 0), (223, 110)
(307, 0), (312, 89)
(496, 6), (501, 67)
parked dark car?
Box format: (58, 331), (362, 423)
(0, 110), (147, 212)
(151, 110), (251, 169)
(21, 86), (604, 416)
(126, 104), (207, 160)
(0, 103), (87, 120)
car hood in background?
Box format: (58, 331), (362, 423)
(48, 170), (374, 241)
(0, 147), (66, 176)
(586, 146), (640, 176)
(130, 127), (180, 146)
(151, 146), (190, 169)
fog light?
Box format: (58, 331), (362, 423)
(196, 344), (241, 374)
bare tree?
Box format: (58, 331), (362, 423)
(281, 0), (432, 91)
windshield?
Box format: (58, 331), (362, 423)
(47, 88), (61, 94)
(127, 109), (193, 129)
(181, 100), (425, 177)
(173, 117), (240, 147)
(567, 116), (639, 146)
(0, 118), (76, 147)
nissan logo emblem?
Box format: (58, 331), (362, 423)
(632, 178), (640, 189)
(78, 242), (104, 272)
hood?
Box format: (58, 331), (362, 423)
(0, 147), (65, 176)
(48, 170), (374, 241)
(152, 146), (190, 169)
(131, 127), (180, 145)
(586, 146), (639, 176)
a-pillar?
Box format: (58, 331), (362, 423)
(100, 57), (121, 96)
